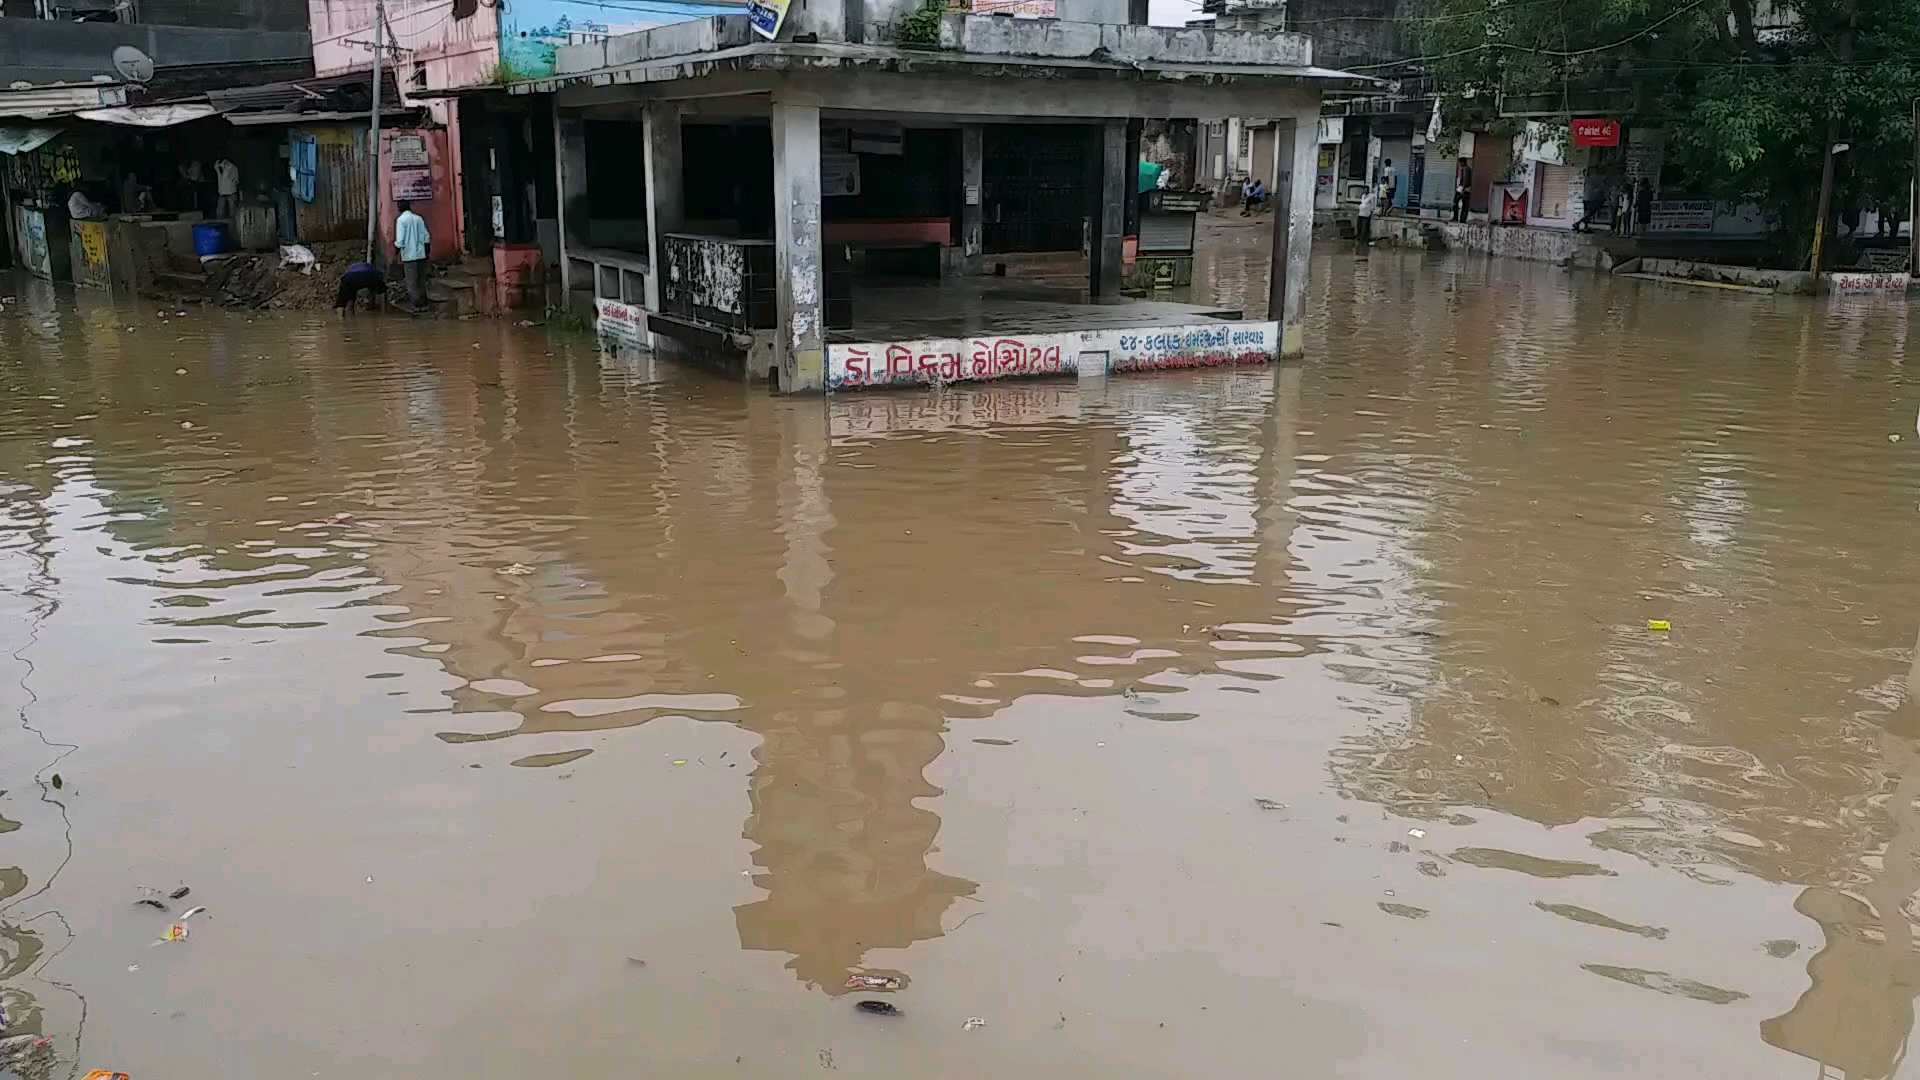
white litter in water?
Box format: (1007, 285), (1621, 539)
(1408, 828), (1426, 839)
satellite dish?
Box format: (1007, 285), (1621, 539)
(111, 45), (154, 84)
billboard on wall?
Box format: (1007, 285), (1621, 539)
(501, 0), (747, 76)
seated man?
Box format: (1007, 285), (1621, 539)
(333, 260), (386, 314)
(1240, 177), (1267, 216)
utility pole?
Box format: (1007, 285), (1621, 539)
(365, 0), (384, 263)
(1910, 99), (1918, 278)
(1808, 0), (1856, 286)
(1266, 118), (1296, 331)
(1809, 116), (1841, 284)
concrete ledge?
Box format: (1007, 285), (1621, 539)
(1367, 216), (1613, 270)
(552, 13), (1320, 78)
(556, 16), (754, 75)
(1636, 257), (1814, 295)
(938, 15), (1312, 66)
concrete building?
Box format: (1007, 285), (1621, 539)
(308, 0), (746, 259)
(0, 0), (313, 116)
(466, 8), (1364, 393)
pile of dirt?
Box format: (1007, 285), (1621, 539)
(207, 241), (420, 311)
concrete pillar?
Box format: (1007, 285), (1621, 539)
(553, 102), (589, 308)
(959, 124), (983, 274)
(1267, 110), (1318, 357)
(771, 99), (826, 393)
(1090, 119), (1125, 299)
(642, 101), (684, 315)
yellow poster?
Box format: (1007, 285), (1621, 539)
(74, 220), (106, 269)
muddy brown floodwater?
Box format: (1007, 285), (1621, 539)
(2, 229), (1920, 1078)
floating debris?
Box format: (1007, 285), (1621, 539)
(855, 1000), (901, 1017)
(845, 974), (904, 991)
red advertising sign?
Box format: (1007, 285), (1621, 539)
(1571, 118), (1621, 147)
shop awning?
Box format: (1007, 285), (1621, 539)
(75, 103), (221, 127)
(0, 126), (63, 155)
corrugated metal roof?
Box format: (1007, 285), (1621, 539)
(205, 71), (403, 117)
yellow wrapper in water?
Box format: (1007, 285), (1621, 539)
(1647, 620), (1672, 632)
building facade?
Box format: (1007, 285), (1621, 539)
(461, 5), (1364, 392)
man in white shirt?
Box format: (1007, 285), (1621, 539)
(394, 200), (431, 312)
(214, 157), (239, 220)
(1356, 188), (1377, 247)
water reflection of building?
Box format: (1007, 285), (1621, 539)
(21, 319), (1312, 996)
(1762, 643), (1920, 1080)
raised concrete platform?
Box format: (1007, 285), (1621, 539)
(838, 276), (1241, 343)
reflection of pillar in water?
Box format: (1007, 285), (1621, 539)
(1762, 624), (1920, 1078)
(1255, 364), (1301, 591)
(734, 699), (975, 992)
(776, 402), (834, 644)
(733, 406), (974, 991)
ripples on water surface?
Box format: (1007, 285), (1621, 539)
(2, 247), (1920, 1077)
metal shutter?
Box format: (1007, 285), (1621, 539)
(1537, 163), (1575, 219)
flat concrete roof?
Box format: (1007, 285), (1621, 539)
(498, 41), (1373, 97)
(419, 14), (1375, 99)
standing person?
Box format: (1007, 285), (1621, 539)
(1378, 159), (1396, 216)
(394, 199), (431, 312)
(1453, 158), (1472, 223)
(177, 159), (207, 214)
(119, 170), (152, 214)
(1356, 185), (1377, 247)
(213, 156), (240, 220)
(1635, 180), (1655, 237)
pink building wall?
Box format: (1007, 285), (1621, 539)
(310, 0), (496, 254)
(311, 0), (502, 107)
(374, 128), (459, 264)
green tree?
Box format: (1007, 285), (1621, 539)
(1409, 0), (1920, 263)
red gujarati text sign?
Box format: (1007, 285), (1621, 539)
(1571, 118), (1620, 147)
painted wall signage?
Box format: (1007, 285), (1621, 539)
(391, 167), (435, 201)
(595, 298), (646, 349)
(826, 321), (1278, 390)
(1571, 118), (1620, 147)
(1829, 272), (1914, 294)
(389, 135), (429, 168)
(1646, 198), (1714, 233)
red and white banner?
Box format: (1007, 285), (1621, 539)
(1571, 118), (1620, 147)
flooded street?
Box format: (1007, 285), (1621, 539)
(4, 235), (1920, 1078)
